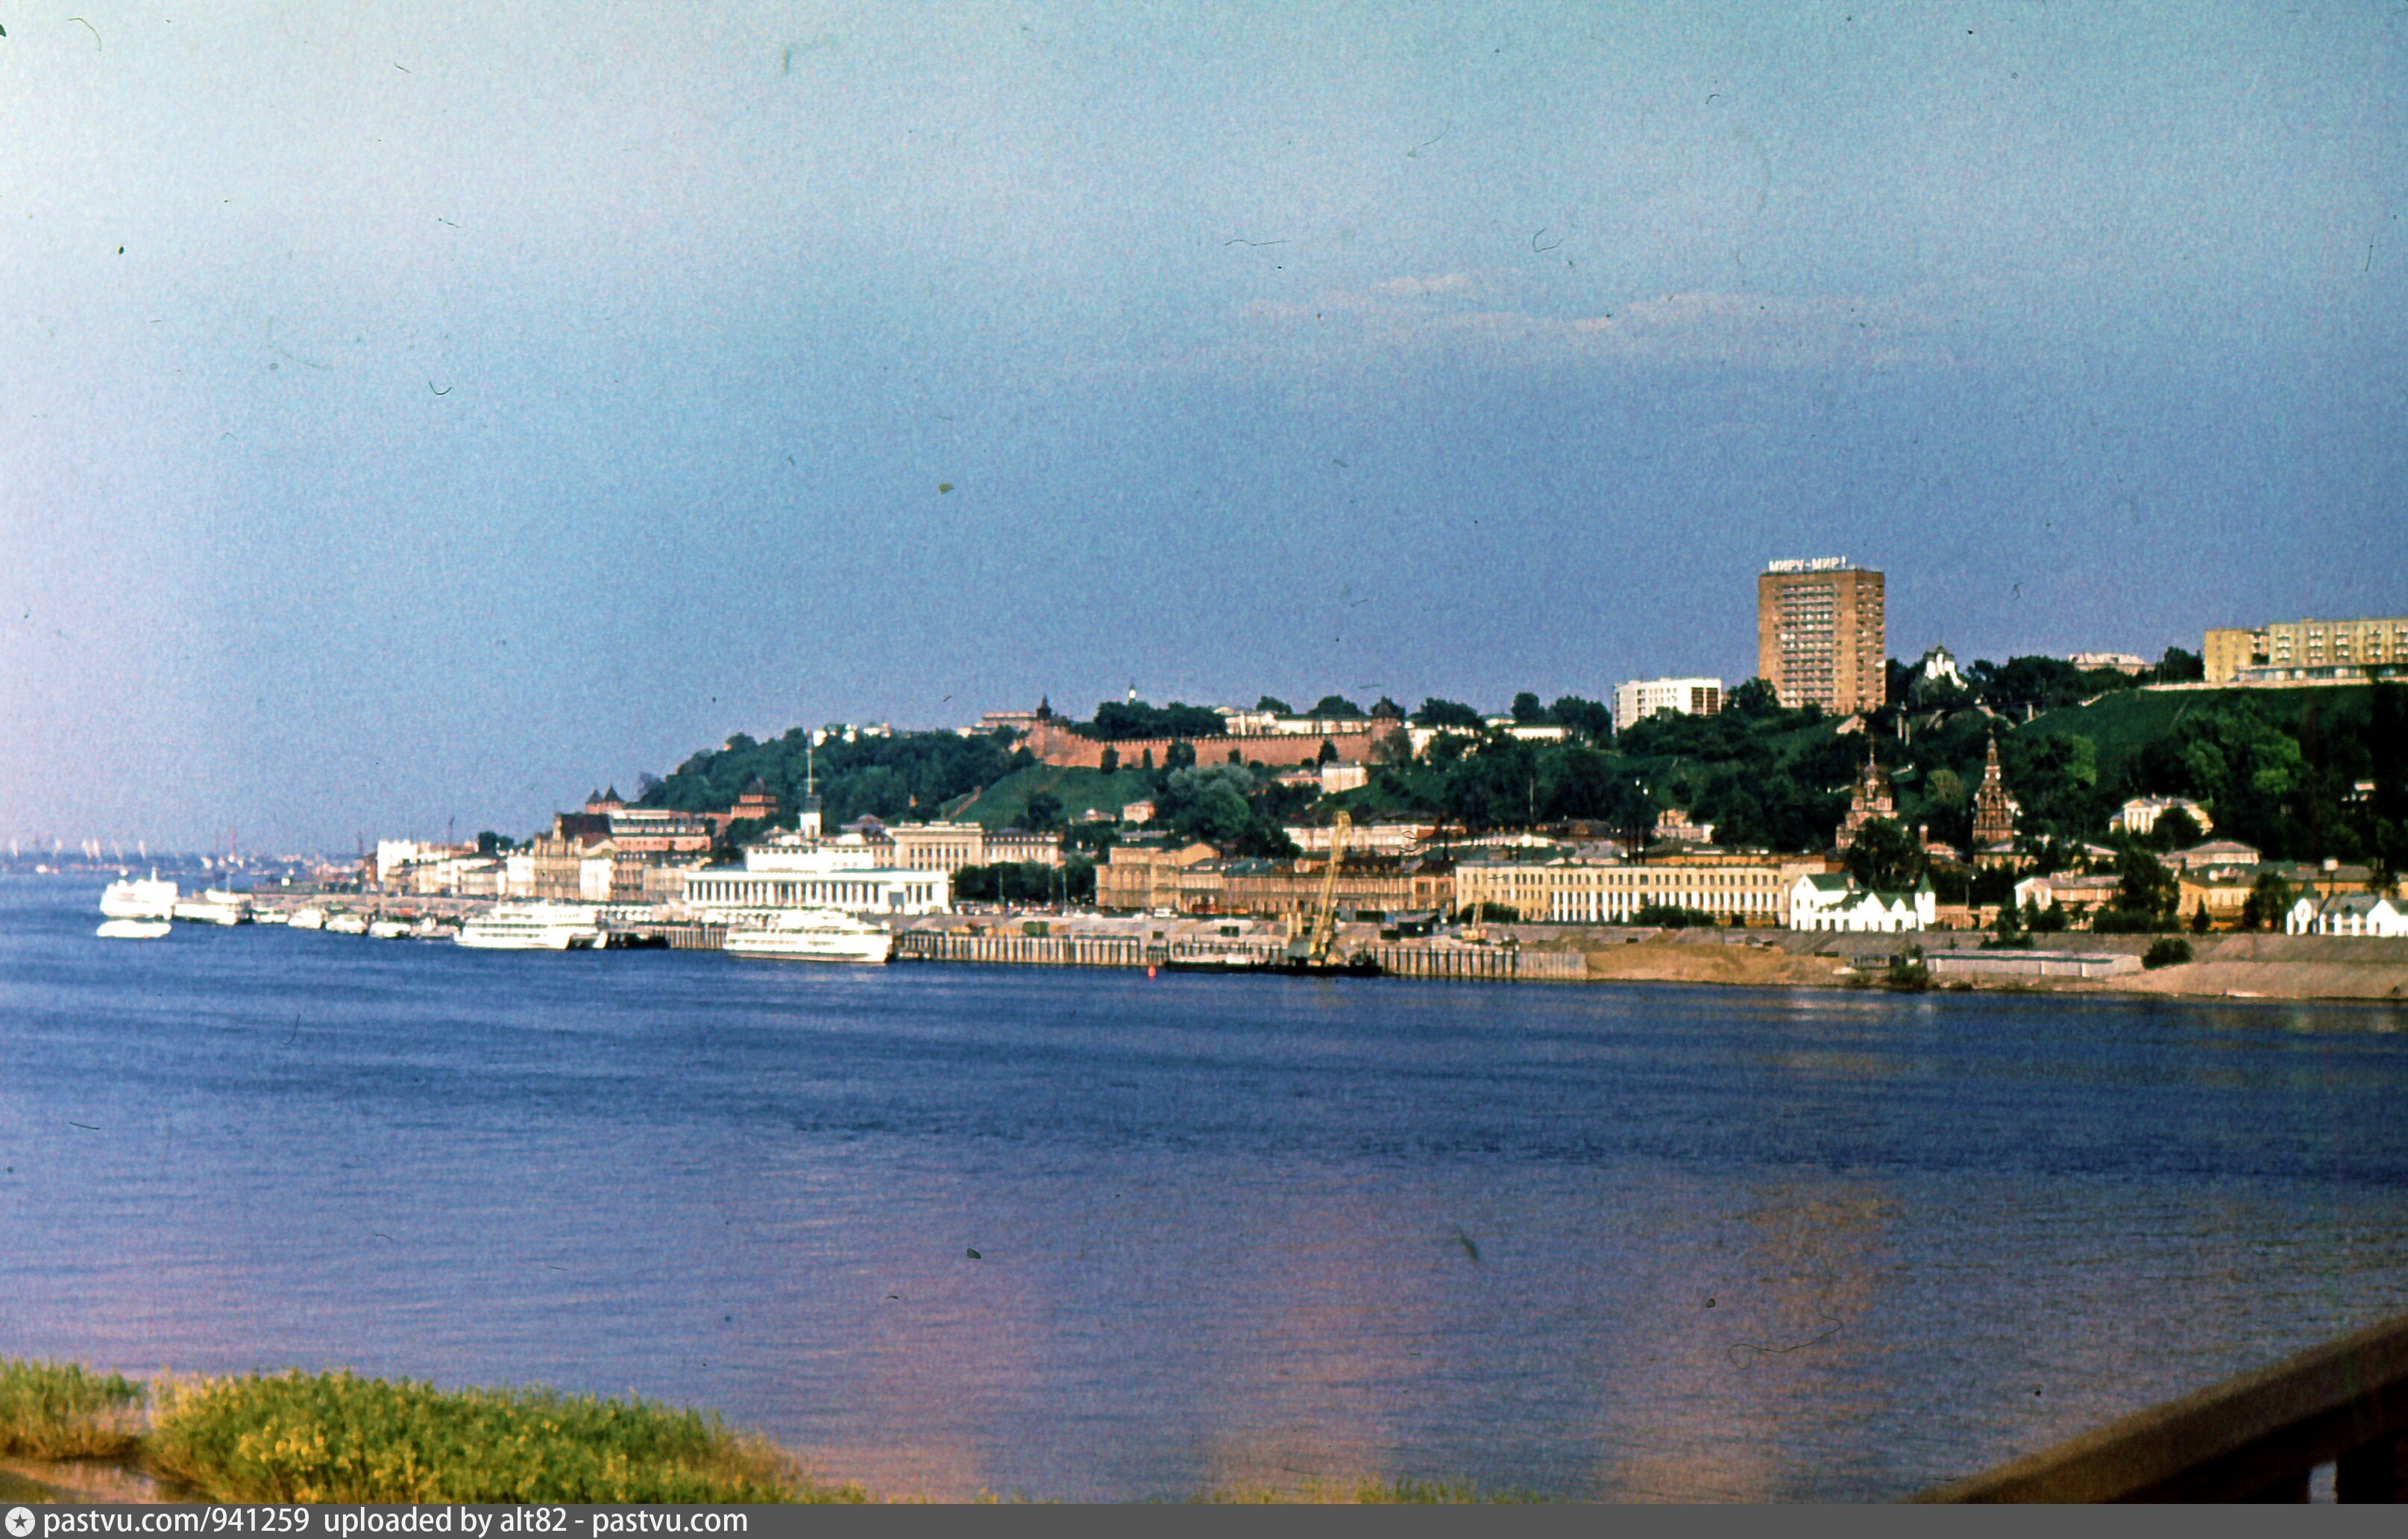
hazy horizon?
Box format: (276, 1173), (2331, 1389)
(5, 2), (2401, 849)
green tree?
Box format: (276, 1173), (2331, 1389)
(2239, 871), (2294, 931)
(1550, 696), (1615, 742)
(2157, 647), (2205, 684)
(2115, 848), (2179, 917)
(1308, 694), (1365, 718)
(1315, 738), (1338, 765)
(1255, 696), (1293, 714)
(1098, 746), (1119, 775)
(1511, 691), (1552, 723)
(1843, 818), (1925, 892)
(2151, 806), (2205, 852)
(1165, 740), (1197, 771)
(1022, 792), (1064, 832)
(1412, 698), (1484, 728)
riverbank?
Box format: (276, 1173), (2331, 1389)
(0, 1362), (1510, 1505)
(234, 891), (2408, 1001)
(1519, 927), (2408, 1001)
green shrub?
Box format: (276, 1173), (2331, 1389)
(148, 1371), (863, 1504)
(2143, 937), (2194, 970)
(0, 1360), (148, 1460)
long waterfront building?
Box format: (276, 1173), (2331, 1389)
(1455, 853), (1826, 926)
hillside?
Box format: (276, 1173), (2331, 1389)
(2021, 684), (2376, 784)
(942, 765), (1156, 829)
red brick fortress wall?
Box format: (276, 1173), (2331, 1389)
(1025, 718), (1380, 768)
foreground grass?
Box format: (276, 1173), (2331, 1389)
(4, 1360), (1521, 1503)
(2, 1365), (864, 1503)
(0, 1361), (148, 1461)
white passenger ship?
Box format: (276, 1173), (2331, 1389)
(723, 908), (894, 965)
(172, 889), (251, 925)
(455, 902), (606, 951)
(99, 875), (179, 920)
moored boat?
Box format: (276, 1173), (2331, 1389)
(326, 912), (369, 936)
(288, 907), (327, 931)
(95, 918), (173, 940)
(99, 875), (178, 921)
(455, 902), (606, 951)
(172, 889), (250, 925)
(723, 908), (893, 964)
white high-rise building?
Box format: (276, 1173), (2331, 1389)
(1613, 677), (1723, 733)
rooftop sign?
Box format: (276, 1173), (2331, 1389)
(1765, 556), (1852, 573)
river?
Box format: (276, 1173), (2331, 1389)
(4, 875), (2407, 1499)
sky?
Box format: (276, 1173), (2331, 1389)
(2, 1), (2402, 852)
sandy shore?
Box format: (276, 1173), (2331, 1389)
(1503, 927), (2408, 1003)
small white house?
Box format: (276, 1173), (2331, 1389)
(2289, 893), (2408, 937)
(1789, 874), (1934, 933)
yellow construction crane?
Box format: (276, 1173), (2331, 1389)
(1289, 811), (1352, 966)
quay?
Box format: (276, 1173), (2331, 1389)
(233, 893), (2408, 996)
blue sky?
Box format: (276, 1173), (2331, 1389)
(2, 1), (2401, 850)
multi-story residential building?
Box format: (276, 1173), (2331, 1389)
(884, 821), (990, 874)
(529, 793), (715, 901)
(1096, 842), (1219, 910)
(2204, 617), (2408, 684)
(2011, 872), (2122, 918)
(1453, 852), (1815, 926)
(1612, 677), (1723, 732)
(983, 828), (1064, 868)
(1189, 856), (1455, 922)
(1758, 558), (1887, 714)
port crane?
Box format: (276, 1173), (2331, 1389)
(1280, 811), (1380, 975)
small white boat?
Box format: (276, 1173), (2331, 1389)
(723, 908), (894, 964)
(100, 875), (179, 921)
(326, 913), (369, 936)
(288, 907), (327, 931)
(456, 902), (606, 951)
(367, 918), (412, 940)
(251, 907), (291, 925)
(96, 918), (173, 940)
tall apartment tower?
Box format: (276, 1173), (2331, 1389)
(1757, 558), (1887, 714)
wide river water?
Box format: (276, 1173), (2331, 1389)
(5, 875), (2408, 1499)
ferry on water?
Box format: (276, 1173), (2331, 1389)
(287, 907), (327, 931)
(95, 918), (173, 940)
(723, 908), (894, 965)
(325, 913), (370, 936)
(99, 875), (179, 921)
(455, 902), (606, 951)
(172, 890), (251, 926)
